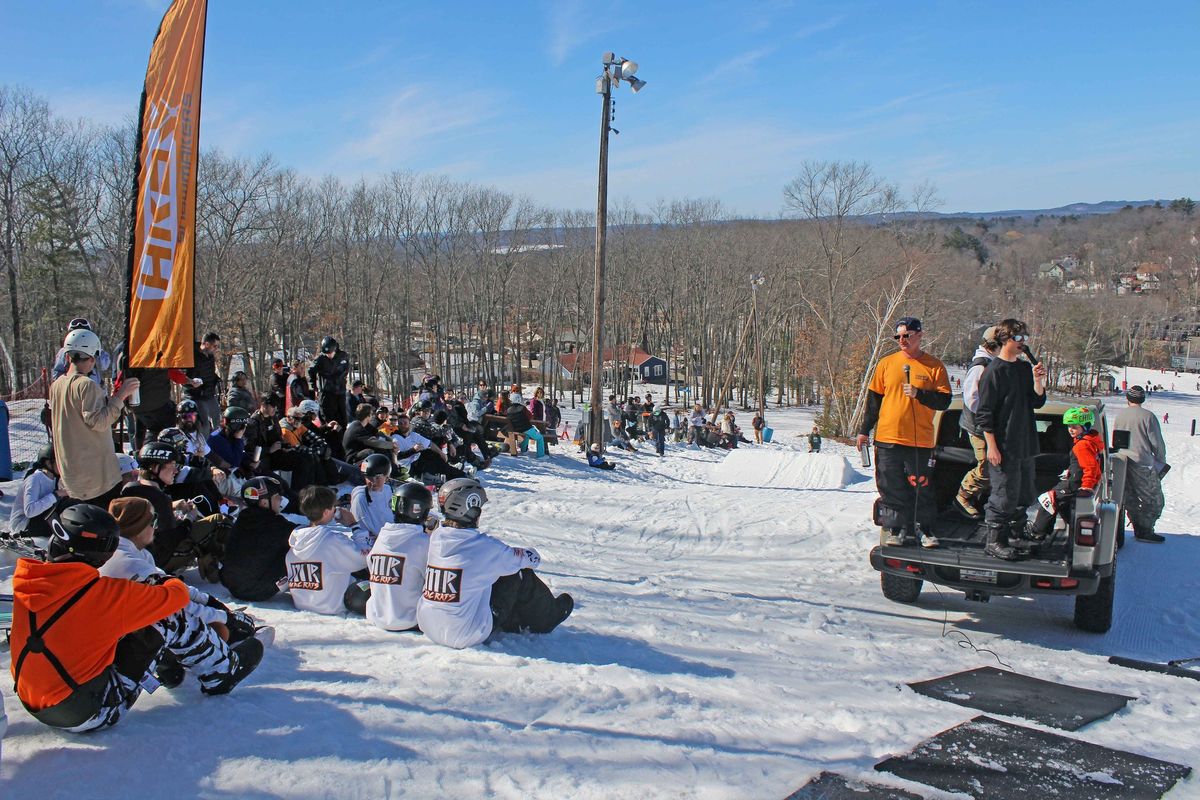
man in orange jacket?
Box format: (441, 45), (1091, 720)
(9, 504), (263, 733)
(857, 317), (952, 548)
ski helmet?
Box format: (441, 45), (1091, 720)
(48, 504), (120, 566)
(1063, 406), (1095, 427)
(67, 317), (92, 331)
(36, 443), (55, 468)
(590, 443), (601, 453)
(223, 405), (250, 431)
(178, 399), (199, 415)
(391, 482), (433, 524)
(243, 475), (285, 504)
(438, 477), (487, 525)
(298, 399), (321, 418)
(360, 453), (393, 479)
(157, 428), (190, 453)
(138, 440), (181, 466)
(62, 328), (102, 358)
(321, 336), (338, 353)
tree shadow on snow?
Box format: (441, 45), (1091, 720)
(488, 627), (735, 678)
(1, 642), (417, 799)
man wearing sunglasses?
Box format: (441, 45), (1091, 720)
(857, 317), (952, 548)
(974, 318), (1048, 559)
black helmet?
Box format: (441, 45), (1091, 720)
(178, 399), (199, 415)
(321, 335), (338, 353)
(391, 482), (433, 524)
(438, 477), (487, 525)
(223, 405), (250, 431)
(231, 370), (248, 384)
(243, 476), (285, 503)
(158, 427), (190, 452)
(138, 440), (182, 466)
(360, 453), (392, 479)
(48, 504), (120, 567)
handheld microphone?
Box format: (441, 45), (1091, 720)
(903, 364), (911, 384)
(1020, 344), (1040, 365)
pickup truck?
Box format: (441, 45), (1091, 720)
(868, 398), (1126, 632)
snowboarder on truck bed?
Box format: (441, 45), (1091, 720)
(1027, 406), (1104, 544)
(856, 316), (952, 549)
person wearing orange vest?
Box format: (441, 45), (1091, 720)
(857, 317), (952, 548)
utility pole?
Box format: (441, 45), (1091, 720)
(588, 66), (612, 451)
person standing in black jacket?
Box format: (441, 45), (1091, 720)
(220, 477), (296, 601)
(974, 318), (1048, 560)
(185, 333), (222, 437)
(309, 336), (351, 429)
(269, 358), (288, 401)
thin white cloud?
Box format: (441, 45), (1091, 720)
(794, 14), (844, 40)
(547, 0), (588, 66)
(703, 46), (777, 83)
(327, 86), (499, 172)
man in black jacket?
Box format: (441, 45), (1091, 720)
(974, 318), (1048, 559)
(309, 336), (350, 429)
(343, 403), (397, 464)
(185, 333), (222, 437)
(220, 477), (296, 601)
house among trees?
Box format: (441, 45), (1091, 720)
(552, 345), (669, 385)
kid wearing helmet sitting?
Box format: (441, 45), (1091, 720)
(416, 478), (572, 649)
(350, 454), (396, 539)
(362, 483), (438, 631)
(221, 476), (297, 602)
(587, 443), (615, 470)
(286, 486), (369, 615)
(9, 444), (69, 537)
(1027, 406), (1105, 543)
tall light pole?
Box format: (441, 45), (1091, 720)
(589, 53), (646, 450)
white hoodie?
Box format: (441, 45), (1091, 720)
(286, 522), (369, 615)
(962, 344), (994, 414)
(99, 537), (225, 625)
(350, 483), (394, 538)
(9, 468), (58, 534)
(415, 525), (541, 649)
(366, 521), (430, 631)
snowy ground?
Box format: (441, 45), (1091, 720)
(2, 368), (1199, 798)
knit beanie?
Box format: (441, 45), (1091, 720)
(1126, 385), (1147, 404)
(108, 496), (155, 539)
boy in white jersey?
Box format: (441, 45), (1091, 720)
(349, 454), (395, 539)
(285, 486), (369, 615)
(365, 483), (437, 631)
(416, 478), (572, 649)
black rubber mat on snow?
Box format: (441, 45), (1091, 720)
(875, 715), (1191, 799)
(908, 665), (1134, 730)
(782, 771), (925, 799)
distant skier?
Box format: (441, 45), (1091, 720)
(808, 426), (822, 453)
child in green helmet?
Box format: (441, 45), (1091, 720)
(1028, 406), (1104, 541)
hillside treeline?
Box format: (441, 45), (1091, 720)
(2, 85), (1196, 435)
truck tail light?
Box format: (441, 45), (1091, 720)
(1075, 515), (1098, 547)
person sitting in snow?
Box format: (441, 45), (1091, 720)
(8, 504), (262, 733)
(9, 444), (68, 538)
(364, 483), (438, 632)
(286, 485), (370, 616)
(349, 454), (395, 540)
(416, 478), (573, 649)
(220, 477), (297, 602)
(587, 443), (615, 470)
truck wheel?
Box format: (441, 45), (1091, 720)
(1074, 562), (1116, 633)
(881, 572), (922, 604)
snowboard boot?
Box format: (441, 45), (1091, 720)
(155, 650), (185, 689)
(555, 593), (574, 625)
(201, 635), (265, 697)
(984, 522), (1020, 561)
(954, 491), (982, 520)
(1134, 526), (1165, 543)
(916, 524), (939, 549)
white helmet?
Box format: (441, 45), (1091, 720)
(63, 328), (102, 358)
(298, 399), (321, 417)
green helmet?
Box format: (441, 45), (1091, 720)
(1062, 406), (1094, 427)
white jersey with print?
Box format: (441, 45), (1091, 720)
(415, 525), (541, 649)
(350, 482), (394, 538)
(99, 537), (225, 625)
(365, 521), (430, 631)
(285, 522), (369, 615)
(390, 430), (431, 469)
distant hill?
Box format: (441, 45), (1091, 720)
(865, 199), (1167, 222)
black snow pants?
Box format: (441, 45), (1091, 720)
(875, 444), (936, 535)
(490, 569), (562, 634)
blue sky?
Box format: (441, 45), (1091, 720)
(3, 0), (1197, 216)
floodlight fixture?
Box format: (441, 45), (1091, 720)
(620, 60), (638, 77)
(628, 76), (647, 93)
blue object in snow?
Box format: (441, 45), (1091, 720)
(0, 400), (12, 480)
(762, 426), (774, 443)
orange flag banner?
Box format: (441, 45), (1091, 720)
(125, 0), (208, 368)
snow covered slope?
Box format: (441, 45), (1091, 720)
(711, 448), (865, 490)
(1, 384), (1198, 798)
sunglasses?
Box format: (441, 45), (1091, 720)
(893, 332), (920, 340)
(1009, 334), (1029, 342)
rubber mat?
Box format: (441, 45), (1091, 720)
(783, 771), (925, 799)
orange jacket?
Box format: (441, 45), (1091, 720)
(1070, 429), (1104, 491)
(9, 558), (189, 711)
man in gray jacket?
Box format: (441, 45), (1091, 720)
(1113, 385), (1167, 543)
